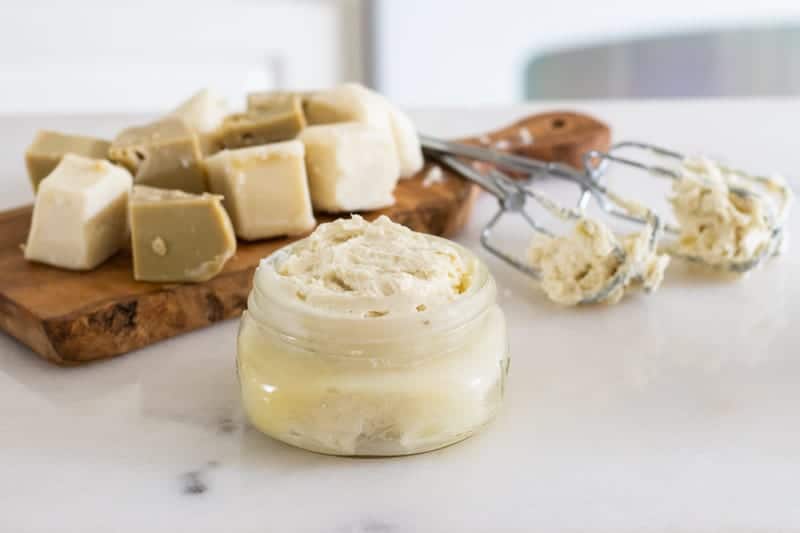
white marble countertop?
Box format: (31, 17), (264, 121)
(2, 100), (800, 532)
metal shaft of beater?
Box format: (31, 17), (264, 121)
(577, 142), (685, 210)
(421, 135), (589, 187)
(435, 155), (544, 279)
(583, 141), (684, 181)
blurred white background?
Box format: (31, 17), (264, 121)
(3, 0), (800, 113)
(0, 0), (366, 113)
(374, 0), (800, 105)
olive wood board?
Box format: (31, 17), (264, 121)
(0, 111), (610, 365)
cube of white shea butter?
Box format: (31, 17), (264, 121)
(168, 88), (229, 134)
(25, 154), (133, 270)
(306, 83), (423, 177)
(383, 101), (424, 178)
(204, 140), (316, 240)
(168, 88), (230, 154)
(299, 122), (400, 212)
(305, 83), (392, 131)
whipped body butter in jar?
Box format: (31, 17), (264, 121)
(237, 215), (509, 456)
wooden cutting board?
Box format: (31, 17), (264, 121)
(0, 111), (610, 365)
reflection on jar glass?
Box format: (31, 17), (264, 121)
(237, 230), (509, 457)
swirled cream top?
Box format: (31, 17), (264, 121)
(255, 215), (474, 318)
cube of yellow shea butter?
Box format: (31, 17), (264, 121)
(204, 140), (316, 240)
(24, 155), (132, 270)
(246, 90), (313, 113)
(299, 122), (400, 212)
(214, 94), (306, 150)
(129, 186), (237, 283)
(109, 117), (206, 194)
(25, 130), (111, 191)
(167, 89), (230, 155)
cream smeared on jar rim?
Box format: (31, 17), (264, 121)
(270, 215), (472, 316)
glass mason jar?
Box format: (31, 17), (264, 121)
(237, 237), (509, 457)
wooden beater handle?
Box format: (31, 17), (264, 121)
(464, 111), (611, 170)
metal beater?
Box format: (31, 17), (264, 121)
(582, 142), (794, 273)
(420, 136), (664, 304)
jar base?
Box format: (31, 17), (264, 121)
(251, 420), (496, 458)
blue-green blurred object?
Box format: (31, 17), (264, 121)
(525, 26), (800, 99)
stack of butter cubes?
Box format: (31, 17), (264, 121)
(22, 83), (425, 283)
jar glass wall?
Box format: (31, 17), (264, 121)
(237, 237), (509, 456)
